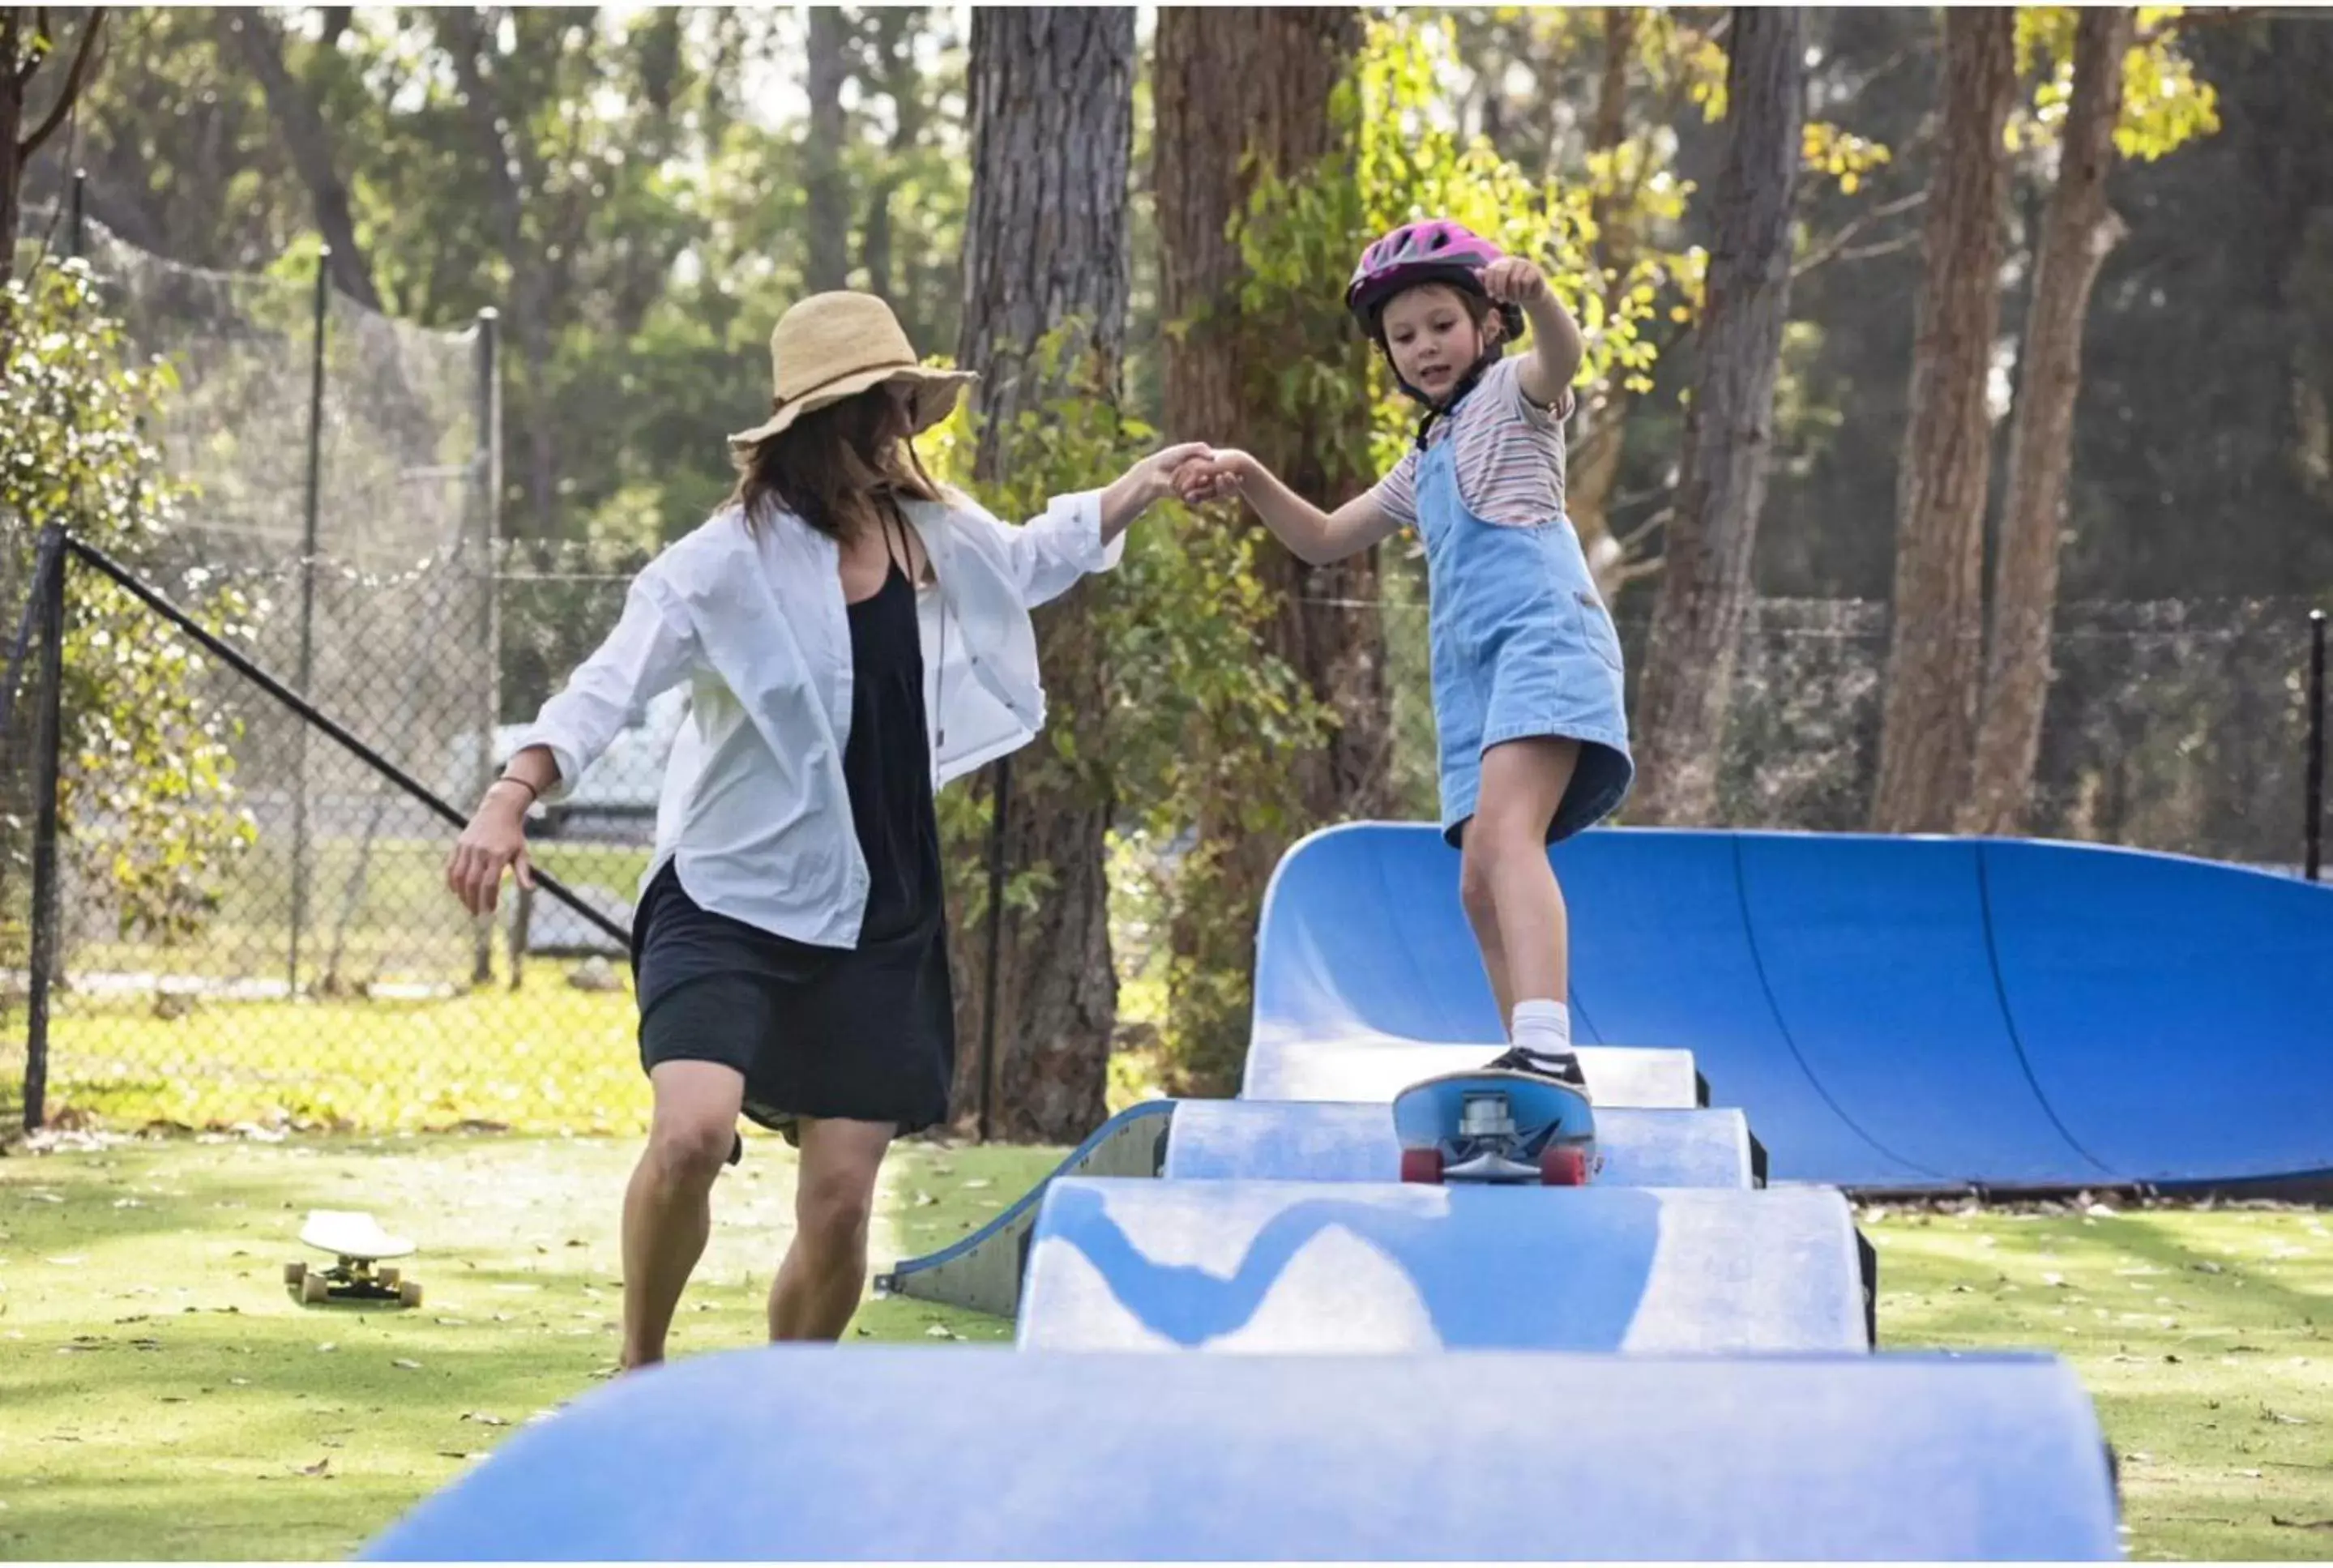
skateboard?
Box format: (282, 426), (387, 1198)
(285, 1209), (423, 1308)
(1391, 1069), (1599, 1186)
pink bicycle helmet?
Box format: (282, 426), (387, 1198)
(1344, 219), (1525, 342)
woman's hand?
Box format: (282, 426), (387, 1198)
(1172, 448), (1254, 506)
(1100, 442), (1216, 537)
(446, 781), (538, 917)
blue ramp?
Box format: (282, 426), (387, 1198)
(1164, 1100), (1764, 1188)
(363, 1346), (2121, 1561)
(1252, 823), (2333, 1190)
(1015, 1177), (1867, 1353)
(1984, 839), (2333, 1184)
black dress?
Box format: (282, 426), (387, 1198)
(627, 506), (955, 1141)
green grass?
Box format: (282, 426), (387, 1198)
(1, 1135), (2326, 1561)
(1865, 1198), (2333, 1560)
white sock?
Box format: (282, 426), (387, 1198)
(1510, 998), (1572, 1065)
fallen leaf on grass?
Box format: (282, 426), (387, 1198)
(923, 1324), (958, 1339)
(459, 1412), (509, 1427)
(299, 1459), (333, 1478)
(912, 1191), (936, 1207)
(392, 1358), (422, 1371)
(2271, 1518), (2333, 1532)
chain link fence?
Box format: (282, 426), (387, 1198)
(3, 211), (2325, 1137)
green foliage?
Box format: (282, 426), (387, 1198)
(2013, 6), (2220, 162)
(919, 323), (1322, 1091)
(1235, 14), (1704, 481)
(0, 264), (258, 943)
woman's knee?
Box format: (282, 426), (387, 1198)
(644, 1062), (744, 1184)
(647, 1112), (736, 1186)
(796, 1165), (876, 1249)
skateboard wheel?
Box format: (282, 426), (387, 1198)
(1540, 1144), (1590, 1186)
(398, 1280), (423, 1310)
(379, 1267), (400, 1289)
(284, 1261), (306, 1286)
(1398, 1147), (1444, 1185)
(300, 1271), (331, 1305)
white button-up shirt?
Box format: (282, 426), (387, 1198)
(504, 487), (1119, 948)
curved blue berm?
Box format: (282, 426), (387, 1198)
(1015, 1177), (1867, 1353)
(1250, 822), (2333, 1190)
(363, 1346), (2121, 1560)
(1164, 1100), (1765, 1188)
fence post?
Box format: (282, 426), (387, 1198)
(2308, 609), (2325, 883)
(288, 246), (331, 995)
(471, 306), (502, 986)
(23, 527), (68, 1131)
(978, 757), (1011, 1142)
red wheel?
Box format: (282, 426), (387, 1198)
(1399, 1147), (1445, 1185)
(1540, 1143), (1590, 1186)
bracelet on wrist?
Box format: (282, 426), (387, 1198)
(490, 775), (541, 805)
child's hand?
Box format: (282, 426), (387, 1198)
(1173, 449), (1253, 506)
(1109, 442), (1216, 510)
(1481, 256), (1550, 308)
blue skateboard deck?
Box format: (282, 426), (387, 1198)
(1392, 1069), (1599, 1186)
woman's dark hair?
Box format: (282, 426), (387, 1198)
(730, 382), (945, 540)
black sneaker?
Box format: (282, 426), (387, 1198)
(1485, 1044), (1589, 1093)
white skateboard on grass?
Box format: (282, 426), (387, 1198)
(286, 1209), (422, 1308)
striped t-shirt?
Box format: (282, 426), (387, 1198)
(1368, 355), (1575, 530)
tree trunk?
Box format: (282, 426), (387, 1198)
(803, 5), (852, 294)
(1156, 6), (1373, 1092)
(1562, 8), (1644, 587)
(1961, 8), (2134, 835)
(2, 6), (104, 293)
(443, 10), (558, 540)
(221, 10), (383, 311)
(0, 11), (24, 292)
(1629, 8), (1805, 826)
(949, 7), (1134, 1143)
(1869, 8), (2015, 833)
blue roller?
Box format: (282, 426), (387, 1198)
(1164, 1099), (1763, 1188)
(1015, 1177), (1868, 1353)
(362, 1346), (2121, 1561)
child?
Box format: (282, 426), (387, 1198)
(1176, 220), (1633, 1091)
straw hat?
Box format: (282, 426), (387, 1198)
(728, 291), (976, 449)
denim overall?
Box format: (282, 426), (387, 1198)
(1415, 423), (1634, 847)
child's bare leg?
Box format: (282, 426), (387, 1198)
(1458, 847), (1515, 1028)
(1470, 738), (1582, 1075)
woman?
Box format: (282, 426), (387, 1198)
(446, 290), (1206, 1369)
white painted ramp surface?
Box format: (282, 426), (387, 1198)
(1164, 1098), (1759, 1187)
(1244, 1032), (1703, 1107)
(1017, 1177), (1867, 1355)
